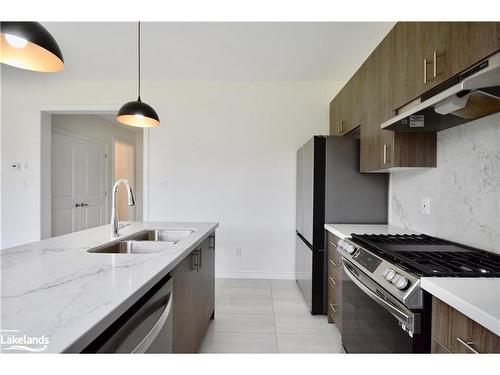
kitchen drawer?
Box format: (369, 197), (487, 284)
(328, 271), (341, 289)
(327, 274), (342, 331)
(431, 338), (451, 354)
(327, 231), (342, 248)
(432, 297), (500, 353)
(327, 233), (341, 268)
(328, 300), (341, 332)
(328, 258), (341, 279)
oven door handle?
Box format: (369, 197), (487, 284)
(341, 259), (414, 330)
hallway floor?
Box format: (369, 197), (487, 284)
(199, 279), (342, 353)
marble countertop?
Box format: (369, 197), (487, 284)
(421, 277), (500, 336)
(0, 221), (218, 353)
(324, 223), (417, 239)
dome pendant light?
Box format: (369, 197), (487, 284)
(117, 22), (160, 128)
(0, 22), (64, 72)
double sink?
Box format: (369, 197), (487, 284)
(87, 229), (194, 254)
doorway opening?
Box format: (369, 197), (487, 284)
(45, 113), (143, 238)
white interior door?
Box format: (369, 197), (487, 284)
(51, 130), (106, 236)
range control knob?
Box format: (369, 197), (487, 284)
(383, 268), (396, 281)
(345, 244), (356, 254)
(392, 274), (410, 290)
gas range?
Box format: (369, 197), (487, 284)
(338, 233), (500, 353)
(337, 233), (500, 309)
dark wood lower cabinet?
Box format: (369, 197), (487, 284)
(431, 297), (500, 354)
(172, 233), (215, 353)
(327, 231), (342, 332)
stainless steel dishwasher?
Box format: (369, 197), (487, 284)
(83, 274), (173, 353)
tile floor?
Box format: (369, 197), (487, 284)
(198, 278), (342, 353)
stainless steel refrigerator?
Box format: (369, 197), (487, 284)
(295, 136), (388, 314)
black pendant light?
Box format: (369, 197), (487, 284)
(0, 22), (64, 72)
(117, 22), (160, 128)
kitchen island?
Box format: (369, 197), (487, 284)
(0, 221), (218, 353)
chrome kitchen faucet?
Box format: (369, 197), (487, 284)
(111, 179), (135, 238)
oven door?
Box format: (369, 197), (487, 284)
(341, 258), (426, 353)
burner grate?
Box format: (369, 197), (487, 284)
(350, 234), (500, 277)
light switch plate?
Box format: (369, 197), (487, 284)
(421, 197), (431, 215)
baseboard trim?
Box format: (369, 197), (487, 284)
(215, 271), (296, 280)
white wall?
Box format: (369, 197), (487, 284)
(1, 75), (339, 279)
(390, 113), (500, 254)
(146, 82), (337, 278)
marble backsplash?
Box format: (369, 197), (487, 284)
(390, 113), (500, 254)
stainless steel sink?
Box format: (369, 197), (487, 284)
(87, 229), (195, 254)
(148, 229), (194, 242)
(88, 240), (176, 254)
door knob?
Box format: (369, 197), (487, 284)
(75, 203), (81, 207)
(81, 203), (89, 207)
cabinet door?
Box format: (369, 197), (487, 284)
(391, 22), (421, 110)
(199, 235), (215, 328)
(360, 31), (395, 172)
(432, 297), (500, 354)
(342, 68), (364, 134)
(329, 97), (341, 136)
(330, 67), (364, 137)
(435, 22), (500, 83)
(172, 250), (198, 353)
(415, 22), (500, 97)
(414, 22), (438, 94)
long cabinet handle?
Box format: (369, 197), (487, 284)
(329, 303), (339, 314)
(192, 249), (201, 271)
(423, 58), (428, 84)
(383, 144), (391, 164)
(456, 337), (480, 354)
(339, 120), (343, 134)
(433, 50), (438, 78)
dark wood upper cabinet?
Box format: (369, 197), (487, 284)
(334, 22), (498, 172)
(329, 95), (341, 136)
(361, 32), (395, 172)
(330, 63), (365, 136)
(434, 22), (500, 85)
(391, 22), (421, 110)
(393, 22), (500, 112)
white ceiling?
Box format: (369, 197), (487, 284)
(3, 22), (394, 82)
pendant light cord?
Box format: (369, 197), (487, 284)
(138, 21), (141, 100)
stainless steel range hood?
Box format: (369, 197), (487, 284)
(382, 51), (500, 132)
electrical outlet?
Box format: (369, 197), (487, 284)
(158, 181), (167, 192)
(421, 197), (431, 215)
(235, 248), (242, 256)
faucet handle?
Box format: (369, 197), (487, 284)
(128, 189), (135, 206)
